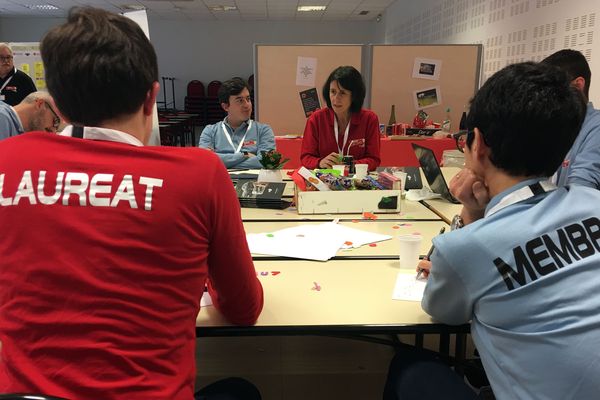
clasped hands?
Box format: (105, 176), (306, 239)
(416, 168), (490, 278)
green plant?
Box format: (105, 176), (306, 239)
(259, 150), (289, 170)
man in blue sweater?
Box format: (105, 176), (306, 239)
(542, 49), (600, 189)
(199, 78), (275, 169)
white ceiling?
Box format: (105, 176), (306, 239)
(0, 0), (396, 20)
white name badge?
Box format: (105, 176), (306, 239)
(0, 95), (5, 101)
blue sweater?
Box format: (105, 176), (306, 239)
(198, 117), (275, 169)
(423, 179), (600, 399)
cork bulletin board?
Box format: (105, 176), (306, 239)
(370, 44), (482, 129)
(255, 44), (363, 135)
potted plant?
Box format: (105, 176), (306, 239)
(257, 149), (289, 182)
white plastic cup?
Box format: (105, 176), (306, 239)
(354, 164), (368, 179)
(332, 164), (346, 176)
(392, 171), (407, 193)
(398, 234), (422, 269)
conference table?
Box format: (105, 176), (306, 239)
(275, 136), (456, 169)
(197, 168), (469, 366)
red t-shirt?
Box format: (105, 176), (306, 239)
(0, 131), (263, 399)
(300, 107), (381, 170)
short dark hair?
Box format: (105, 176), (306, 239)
(542, 49), (591, 99)
(40, 7), (158, 126)
(466, 62), (585, 177)
(218, 78), (250, 105)
(322, 66), (365, 113)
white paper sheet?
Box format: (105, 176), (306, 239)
(200, 292), (213, 307)
(247, 224), (346, 261)
(296, 56), (317, 87)
(392, 273), (427, 302)
(318, 222), (393, 249)
(246, 222), (392, 261)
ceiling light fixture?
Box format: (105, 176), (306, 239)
(209, 5), (238, 11)
(297, 6), (327, 12)
(24, 4), (59, 10)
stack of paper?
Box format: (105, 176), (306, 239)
(246, 222), (392, 261)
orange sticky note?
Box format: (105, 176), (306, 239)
(362, 212), (378, 220)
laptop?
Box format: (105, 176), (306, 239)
(376, 166), (423, 190)
(411, 143), (460, 204)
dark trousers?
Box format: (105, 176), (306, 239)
(383, 347), (480, 400)
(195, 377), (261, 400)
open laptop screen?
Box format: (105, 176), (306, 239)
(376, 166), (423, 189)
(411, 143), (460, 204)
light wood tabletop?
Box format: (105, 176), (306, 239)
(196, 259), (465, 335)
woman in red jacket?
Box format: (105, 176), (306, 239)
(300, 66), (381, 170)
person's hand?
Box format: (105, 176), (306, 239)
(245, 152), (256, 158)
(449, 168), (490, 223)
(319, 152), (341, 169)
(416, 259), (432, 279)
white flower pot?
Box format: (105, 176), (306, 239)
(257, 169), (283, 183)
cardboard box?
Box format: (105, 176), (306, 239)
(295, 187), (401, 214)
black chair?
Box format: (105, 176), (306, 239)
(0, 395), (69, 400)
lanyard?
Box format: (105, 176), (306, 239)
(333, 116), (350, 155)
(221, 119), (252, 153)
(0, 67), (15, 94)
(485, 180), (556, 218)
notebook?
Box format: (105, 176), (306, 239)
(230, 177), (291, 210)
(411, 143), (460, 204)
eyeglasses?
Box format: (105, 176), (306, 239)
(0, 55), (13, 62)
(453, 130), (471, 153)
(44, 101), (61, 132)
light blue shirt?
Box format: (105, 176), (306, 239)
(0, 101), (23, 141)
(555, 102), (600, 189)
(423, 179), (600, 400)
(198, 117), (275, 169)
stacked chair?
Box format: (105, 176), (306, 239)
(158, 80), (206, 146)
(205, 80), (226, 124)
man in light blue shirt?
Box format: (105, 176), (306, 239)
(384, 63), (600, 400)
(0, 99), (22, 139)
(543, 49), (600, 189)
(198, 78), (275, 169)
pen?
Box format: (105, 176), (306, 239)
(416, 227), (446, 280)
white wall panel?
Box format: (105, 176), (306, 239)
(382, 0), (600, 102)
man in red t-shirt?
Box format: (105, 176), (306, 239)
(0, 7), (263, 400)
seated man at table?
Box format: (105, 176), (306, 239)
(384, 62), (600, 399)
(199, 77), (275, 169)
(542, 49), (600, 189)
(0, 7), (263, 399)
(0, 91), (61, 140)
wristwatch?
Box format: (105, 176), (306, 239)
(451, 214), (464, 230)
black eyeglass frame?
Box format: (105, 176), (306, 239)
(452, 130), (468, 153)
(44, 101), (61, 131)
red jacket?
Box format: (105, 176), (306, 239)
(0, 131), (263, 399)
(300, 107), (381, 170)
